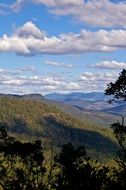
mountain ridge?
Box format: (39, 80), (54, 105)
(44, 92), (106, 101)
(44, 92), (121, 112)
(0, 91), (125, 114)
(0, 96), (118, 160)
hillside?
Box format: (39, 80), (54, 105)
(0, 96), (118, 161)
(54, 102), (121, 127)
(44, 92), (123, 127)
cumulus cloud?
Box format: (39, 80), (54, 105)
(44, 60), (73, 68)
(80, 71), (117, 82)
(92, 60), (126, 70)
(1, 21), (126, 56)
(15, 21), (45, 39)
(0, 68), (81, 94)
(0, 66), (119, 94)
(10, 0), (126, 28)
(79, 71), (119, 91)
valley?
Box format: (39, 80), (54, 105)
(0, 92), (122, 162)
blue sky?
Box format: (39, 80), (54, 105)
(0, 0), (126, 94)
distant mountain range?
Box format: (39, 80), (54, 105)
(44, 92), (106, 102)
(103, 103), (126, 115)
(0, 92), (124, 161)
(44, 92), (126, 114)
(0, 91), (125, 161)
(0, 92), (125, 114)
(0, 95), (118, 161)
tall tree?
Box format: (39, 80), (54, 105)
(105, 69), (126, 103)
(105, 69), (126, 189)
(105, 69), (126, 169)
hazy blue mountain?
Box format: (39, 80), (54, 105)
(44, 92), (106, 102)
(44, 93), (66, 101)
(103, 103), (126, 115)
(44, 92), (114, 111)
(44, 92), (126, 113)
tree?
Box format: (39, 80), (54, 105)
(105, 69), (126, 169)
(105, 69), (126, 189)
(0, 126), (46, 190)
(53, 143), (110, 190)
(105, 69), (126, 103)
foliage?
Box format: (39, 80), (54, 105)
(0, 126), (46, 190)
(105, 69), (126, 189)
(53, 143), (109, 190)
(51, 143), (126, 190)
(1, 127), (126, 190)
(105, 69), (126, 167)
(0, 96), (117, 161)
(105, 69), (126, 103)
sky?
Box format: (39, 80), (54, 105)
(0, 0), (126, 94)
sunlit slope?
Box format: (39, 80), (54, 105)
(0, 97), (118, 159)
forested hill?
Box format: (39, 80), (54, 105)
(0, 96), (118, 160)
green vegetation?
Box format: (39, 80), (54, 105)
(57, 102), (121, 127)
(0, 127), (125, 190)
(0, 127), (46, 189)
(105, 69), (126, 169)
(0, 96), (117, 161)
(105, 69), (126, 103)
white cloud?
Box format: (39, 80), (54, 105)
(0, 71), (80, 94)
(0, 66), (37, 77)
(15, 21), (45, 39)
(1, 22), (126, 56)
(0, 67), (119, 94)
(32, 0), (83, 7)
(12, 66), (37, 75)
(10, 0), (126, 28)
(45, 60), (73, 68)
(11, 0), (83, 10)
(80, 71), (117, 82)
(93, 60), (126, 69)
(79, 71), (118, 91)
(65, 82), (80, 90)
(11, 0), (27, 12)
